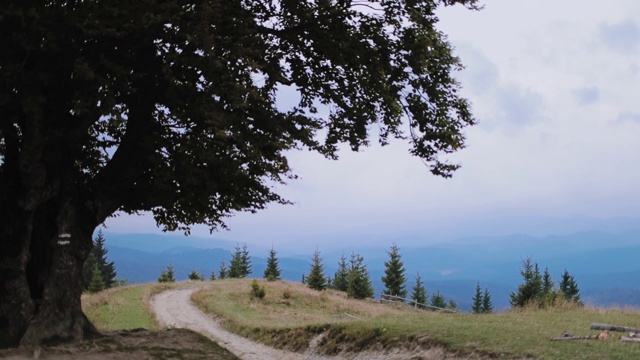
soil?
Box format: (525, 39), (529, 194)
(0, 328), (238, 360)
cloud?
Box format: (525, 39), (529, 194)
(615, 111), (640, 123)
(599, 20), (640, 55)
(455, 45), (499, 95)
(455, 45), (545, 132)
(573, 86), (600, 105)
(496, 86), (544, 126)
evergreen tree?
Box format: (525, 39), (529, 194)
(471, 282), (483, 314)
(229, 244), (252, 278)
(83, 230), (117, 290)
(332, 254), (350, 292)
(306, 248), (327, 291)
(88, 263), (106, 293)
(263, 247), (281, 281)
(209, 270), (216, 281)
(158, 263), (176, 283)
(218, 260), (228, 279)
(540, 267), (557, 306)
(481, 288), (494, 314)
(448, 299), (458, 310)
(381, 244), (407, 298)
(430, 291), (447, 309)
(188, 268), (203, 281)
(542, 267), (554, 295)
(326, 276), (333, 289)
(347, 252), (374, 299)
(410, 272), (428, 309)
(301, 274), (306, 284)
(559, 269), (582, 305)
(509, 257), (542, 308)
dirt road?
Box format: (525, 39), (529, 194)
(151, 287), (316, 360)
(150, 287), (474, 360)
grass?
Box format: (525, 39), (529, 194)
(79, 282), (240, 359)
(192, 279), (640, 359)
(82, 284), (160, 331)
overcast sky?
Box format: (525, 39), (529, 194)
(105, 0), (640, 251)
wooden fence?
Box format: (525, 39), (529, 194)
(379, 292), (459, 313)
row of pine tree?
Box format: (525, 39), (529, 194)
(87, 229), (580, 312)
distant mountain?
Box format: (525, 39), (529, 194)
(103, 232), (238, 253)
(103, 230), (640, 312)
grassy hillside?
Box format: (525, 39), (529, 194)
(81, 283), (187, 331)
(192, 279), (640, 359)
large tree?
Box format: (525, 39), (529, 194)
(263, 247), (281, 281)
(332, 254), (350, 292)
(381, 243), (407, 298)
(410, 272), (428, 309)
(306, 248), (327, 291)
(347, 252), (374, 299)
(228, 244), (252, 278)
(82, 230), (116, 290)
(0, 0), (478, 347)
(509, 257), (543, 308)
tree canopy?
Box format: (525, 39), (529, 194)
(0, 0), (478, 347)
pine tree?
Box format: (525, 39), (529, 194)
(481, 288), (494, 314)
(92, 230), (117, 288)
(83, 230), (117, 290)
(430, 291), (447, 309)
(381, 243), (407, 299)
(540, 267), (557, 306)
(88, 263), (106, 293)
(263, 247), (281, 281)
(559, 269), (582, 305)
(209, 270), (216, 281)
(229, 244), (252, 278)
(188, 268), (203, 281)
(542, 267), (554, 295)
(509, 257), (542, 308)
(448, 299), (458, 310)
(241, 244), (252, 276)
(471, 282), (483, 314)
(158, 263), (176, 283)
(218, 260), (228, 279)
(306, 248), (326, 291)
(333, 254), (349, 292)
(347, 252), (374, 299)
(410, 272), (428, 309)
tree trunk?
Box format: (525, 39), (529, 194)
(0, 207), (35, 348)
(0, 198), (99, 348)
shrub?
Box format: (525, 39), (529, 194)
(282, 287), (292, 300)
(251, 280), (266, 299)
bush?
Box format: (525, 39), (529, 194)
(250, 280), (266, 299)
(282, 287), (292, 300)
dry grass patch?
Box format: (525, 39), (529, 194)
(192, 279), (409, 330)
(192, 279), (640, 359)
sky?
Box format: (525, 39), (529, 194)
(105, 0), (640, 252)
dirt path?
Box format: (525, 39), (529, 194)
(151, 287), (316, 360)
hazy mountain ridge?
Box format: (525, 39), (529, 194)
(104, 230), (640, 311)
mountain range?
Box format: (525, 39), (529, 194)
(102, 229), (640, 312)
